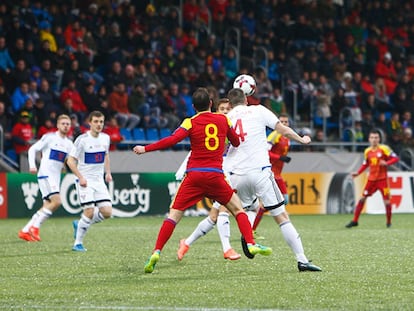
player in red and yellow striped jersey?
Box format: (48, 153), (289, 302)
(346, 129), (399, 228)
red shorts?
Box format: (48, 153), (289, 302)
(275, 176), (287, 195)
(363, 179), (390, 200)
(171, 171), (234, 211)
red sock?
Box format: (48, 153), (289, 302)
(235, 212), (255, 244)
(154, 218), (176, 252)
(385, 204), (392, 225)
(252, 207), (265, 231)
(353, 200), (365, 222)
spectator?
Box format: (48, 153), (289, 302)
(11, 110), (34, 158)
(375, 52), (398, 95)
(77, 83), (97, 113)
(161, 83), (184, 130)
(59, 79), (88, 122)
(179, 83), (195, 118)
(0, 100), (12, 148)
(11, 81), (30, 115)
(39, 59), (58, 91)
(38, 78), (59, 115)
(0, 36), (15, 84)
(9, 59), (31, 91)
(36, 118), (56, 139)
(103, 116), (123, 151)
(141, 83), (167, 129)
(128, 84), (145, 120)
(108, 82), (140, 130)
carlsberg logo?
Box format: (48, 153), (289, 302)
(60, 174), (150, 216)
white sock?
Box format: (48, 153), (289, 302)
(22, 213), (39, 232)
(246, 210), (256, 226)
(185, 216), (215, 246)
(280, 221), (308, 263)
(32, 209), (52, 228)
(74, 214), (92, 245)
(91, 208), (104, 224)
(217, 212), (231, 252)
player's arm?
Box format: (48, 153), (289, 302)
(133, 127), (188, 154)
(227, 127), (240, 147)
(352, 161), (369, 177)
(27, 137), (47, 173)
(275, 122), (311, 144)
(66, 155), (87, 186)
(104, 153), (112, 182)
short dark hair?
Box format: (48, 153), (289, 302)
(227, 88), (245, 107)
(192, 87), (211, 112)
(88, 110), (104, 121)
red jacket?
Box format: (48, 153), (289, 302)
(12, 122), (33, 154)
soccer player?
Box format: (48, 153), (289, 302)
(18, 114), (74, 242)
(251, 113), (292, 235)
(346, 129), (399, 228)
(225, 88), (322, 272)
(176, 98), (241, 261)
(133, 88), (272, 273)
(67, 111), (113, 252)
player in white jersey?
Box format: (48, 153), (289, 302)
(67, 111), (112, 252)
(19, 114), (73, 242)
(225, 88), (322, 272)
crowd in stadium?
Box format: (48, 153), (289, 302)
(1, 0), (414, 159)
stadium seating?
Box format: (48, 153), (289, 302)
(146, 128), (159, 141)
(132, 128), (146, 142)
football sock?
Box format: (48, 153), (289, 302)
(74, 214), (91, 245)
(91, 208), (105, 224)
(252, 207), (265, 230)
(385, 203), (392, 224)
(235, 212), (254, 244)
(280, 220), (308, 263)
(185, 216), (215, 246)
(32, 209), (52, 228)
(22, 213), (39, 232)
(353, 200), (364, 222)
(217, 212), (231, 252)
(154, 218), (177, 251)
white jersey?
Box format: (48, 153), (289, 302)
(70, 131), (110, 180)
(225, 104), (279, 174)
(28, 131), (74, 179)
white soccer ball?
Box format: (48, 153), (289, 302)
(233, 74), (256, 96)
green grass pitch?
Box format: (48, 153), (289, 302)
(1, 214), (413, 310)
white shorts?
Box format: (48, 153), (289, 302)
(229, 167), (285, 217)
(75, 178), (112, 208)
(38, 175), (60, 200)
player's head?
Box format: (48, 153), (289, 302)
(369, 129), (382, 146)
(279, 113), (289, 126)
(192, 87), (211, 112)
(88, 110), (105, 134)
(215, 98), (231, 115)
(56, 114), (71, 135)
(227, 88), (246, 107)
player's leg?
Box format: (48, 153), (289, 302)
(216, 205), (240, 260)
(381, 182), (392, 227)
(29, 194), (61, 241)
(225, 192), (272, 257)
(177, 207), (217, 261)
(145, 207), (184, 273)
(145, 175), (200, 273)
(19, 178), (60, 242)
(346, 182), (373, 228)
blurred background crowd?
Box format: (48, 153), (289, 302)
(2, 0), (414, 159)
